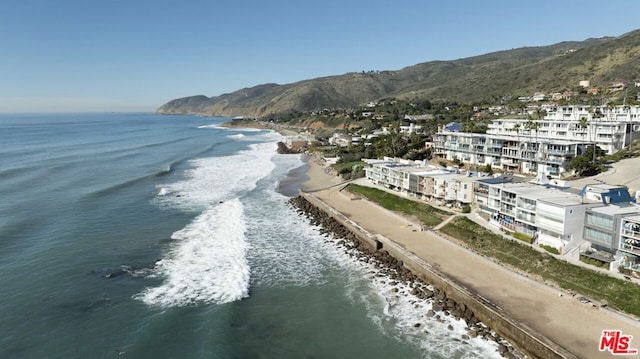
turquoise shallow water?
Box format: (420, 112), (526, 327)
(0, 113), (501, 358)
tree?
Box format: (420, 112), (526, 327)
(568, 145), (606, 176)
(525, 116), (541, 171)
(513, 122), (522, 148)
(534, 108), (547, 122)
(589, 108), (605, 163)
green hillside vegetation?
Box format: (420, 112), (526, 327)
(157, 30), (640, 119)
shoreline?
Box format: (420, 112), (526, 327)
(289, 194), (523, 358)
(300, 152), (342, 190)
(297, 158), (640, 358)
(219, 119), (300, 137)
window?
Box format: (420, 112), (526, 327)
(584, 227), (613, 246)
(586, 212), (613, 230)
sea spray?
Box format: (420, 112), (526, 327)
(288, 195), (522, 358)
(135, 199), (250, 307)
(153, 140), (278, 211)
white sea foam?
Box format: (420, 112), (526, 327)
(245, 190), (329, 287)
(237, 152), (333, 287)
(196, 124), (220, 129)
(296, 223), (505, 358)
(224, 127), (262, 132)
(141, 139), (283, 307)
(154, 141), (277, 211)
(135, 199), (250, 307)
(364, 274), (504, 358)
(227, 133), (245, 139)
(242, 172), (506, 357)
(197, 123), (262, 132)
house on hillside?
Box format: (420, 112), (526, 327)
(399, 123), (423, 135)
(404, 114), (434, 121)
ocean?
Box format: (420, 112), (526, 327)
(0, 113), (502, 358)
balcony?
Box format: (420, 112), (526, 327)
(516, 212), (536, 223)
(544, 157), (566, 164)
(545, 149), (572, 156)
(500, 207), (515, 216)
(517, 202), (536, 211)
(620, 242), (640, 257)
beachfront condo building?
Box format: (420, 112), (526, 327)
(364, 158), (475, 208)
(362, 157), (640, 273)
(433, 105), (640, 176)
(474, 179), (601, 250)
(619, 215), (640, 275)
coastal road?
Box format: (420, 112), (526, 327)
(313, 186), (640, 359)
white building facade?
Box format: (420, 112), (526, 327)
(434, 105), (640, 176)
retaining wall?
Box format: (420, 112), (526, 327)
(300, 191), (578, 359)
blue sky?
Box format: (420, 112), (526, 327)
(1, 0), (639, 112)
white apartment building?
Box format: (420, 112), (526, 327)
(399, 123), (423, 134)
(434, 105), (640, 176)
(363, 158), (475, 207)
(475, 180), (601, 251)
(619, 215), (640, 274)
(363, 158), (640, 271)
(434, 132), (585, 176)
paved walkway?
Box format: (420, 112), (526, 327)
(350, 177), (640, 285)
(313, 185), (640, 359)
(568, 155), (640, 194)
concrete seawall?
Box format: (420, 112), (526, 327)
(300, 191), (578, 359)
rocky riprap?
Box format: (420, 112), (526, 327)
(289, 195), (521, 359)
(276, 142), (299, 154)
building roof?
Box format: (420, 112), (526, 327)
(589, 203), (640, 216)
(579, 184), (634, 204)
(475, 175), (526, 185)
(538, 193), (596, 206)
(427, 172), (478, 181)
(445, 123), (462, 131)
(410, 169), (450, 176)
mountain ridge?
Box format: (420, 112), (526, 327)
(156, 30), (640, 118)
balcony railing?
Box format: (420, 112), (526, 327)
(516, 213), (536, 223)
(622, 229), (640, 240)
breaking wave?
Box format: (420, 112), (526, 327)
(138, 137), (280, 307)
(135, 199), (249, 307)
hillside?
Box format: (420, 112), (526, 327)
(156, 30), (640, 118)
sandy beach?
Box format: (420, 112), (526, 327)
(301, 158), (640, 358)
(301, 154), (342, 190)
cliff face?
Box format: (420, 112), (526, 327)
(157, 30), (640, 118)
